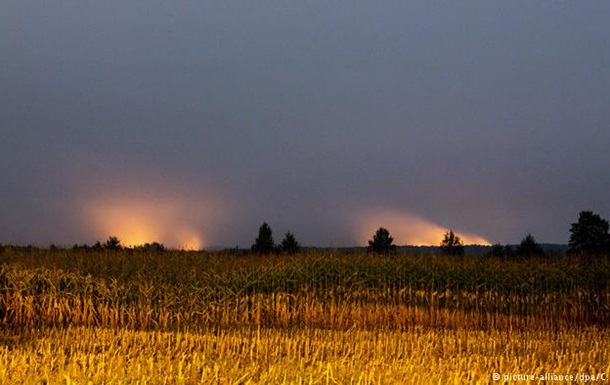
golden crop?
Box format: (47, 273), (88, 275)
(2, 326), (608, 384)
(0, 249), (608, 384)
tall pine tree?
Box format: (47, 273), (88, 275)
(252, 222), (275, 254)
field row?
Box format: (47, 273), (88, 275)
(1, 250), (609, 384)
(6, 289), (604, 331)
(1, 263), (608, 330)
(2, 325), (608, 384)
(2, 250), (609, 293)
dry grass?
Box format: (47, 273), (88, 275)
(0, 249), (608, 383)
(2, 326), (608, 384)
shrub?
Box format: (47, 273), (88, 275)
(515, 234), (545, 257)
(568, 211), (610, 256)
(280, 232), (301, 254)
(367, 227), (397, 254)
(252, 222), (275, 254)
(104, 236), (122, 251)
(440, 230), (464, 256)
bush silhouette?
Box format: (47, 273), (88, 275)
(280, 232), (301, 254)
(569, 211), (610, 256)
(515, 234), (545, 257)
(252, 222), (275, 254)
(367, 227), (397, 254)
(135, 242), (166, 252)
(103, 236), (122, 251)
(487, 244), (515, 258)
(488, 244), (505, 257)
(440, 230), (464, 256)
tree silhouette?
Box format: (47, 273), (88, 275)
(367, 227), (397, 254)
(487, 243), (514, 258)
(568, 211), (610, 256)
(488, 244), (505, 258)
(515, 234), (544, 257)
(252, 222), (275, 254)
(103, 236), (122, 251)
(280, 232), (301, 254)
(440, 230), (464, 256)
(135, 242), (166, 252)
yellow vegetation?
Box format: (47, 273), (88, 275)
(0, 249), (608, 384)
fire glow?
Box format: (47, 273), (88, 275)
(84, 193), (221, 250)
(354, 208), (490, 246)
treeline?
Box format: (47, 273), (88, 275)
(0, 238), (167, 254)
(369, 211), (610, 258)
(1, 211), (609, 258)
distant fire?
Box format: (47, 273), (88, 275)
(83, 188), (223, 250)
(354, 208), (490, 246)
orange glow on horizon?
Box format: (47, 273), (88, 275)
(354, 208), (490, 246)
(84, 194), (219, 250)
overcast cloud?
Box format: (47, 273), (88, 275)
(1, 1), (609, 247)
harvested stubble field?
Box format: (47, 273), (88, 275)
(0, 249), (609, 384)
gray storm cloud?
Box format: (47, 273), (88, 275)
(1, 1), (609, 247)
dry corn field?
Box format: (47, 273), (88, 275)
(1, 248), (609, 384)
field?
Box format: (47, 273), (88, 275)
(1, 248), (609, 384)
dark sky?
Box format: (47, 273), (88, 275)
(2, 1), (609, 248)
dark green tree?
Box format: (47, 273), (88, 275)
(487, 244), (515, 258)
(367, 227), (397, 254)
(440, 230), (464, 256)
(103, 236), (122, 251)
(252, 222), (275, 254)
(280, 232), (301, 254)
(515, 234), (545, 257)
(487, 243), (506, 258)
(568, 211), (610, 256)
(135, 242), (166, 252)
